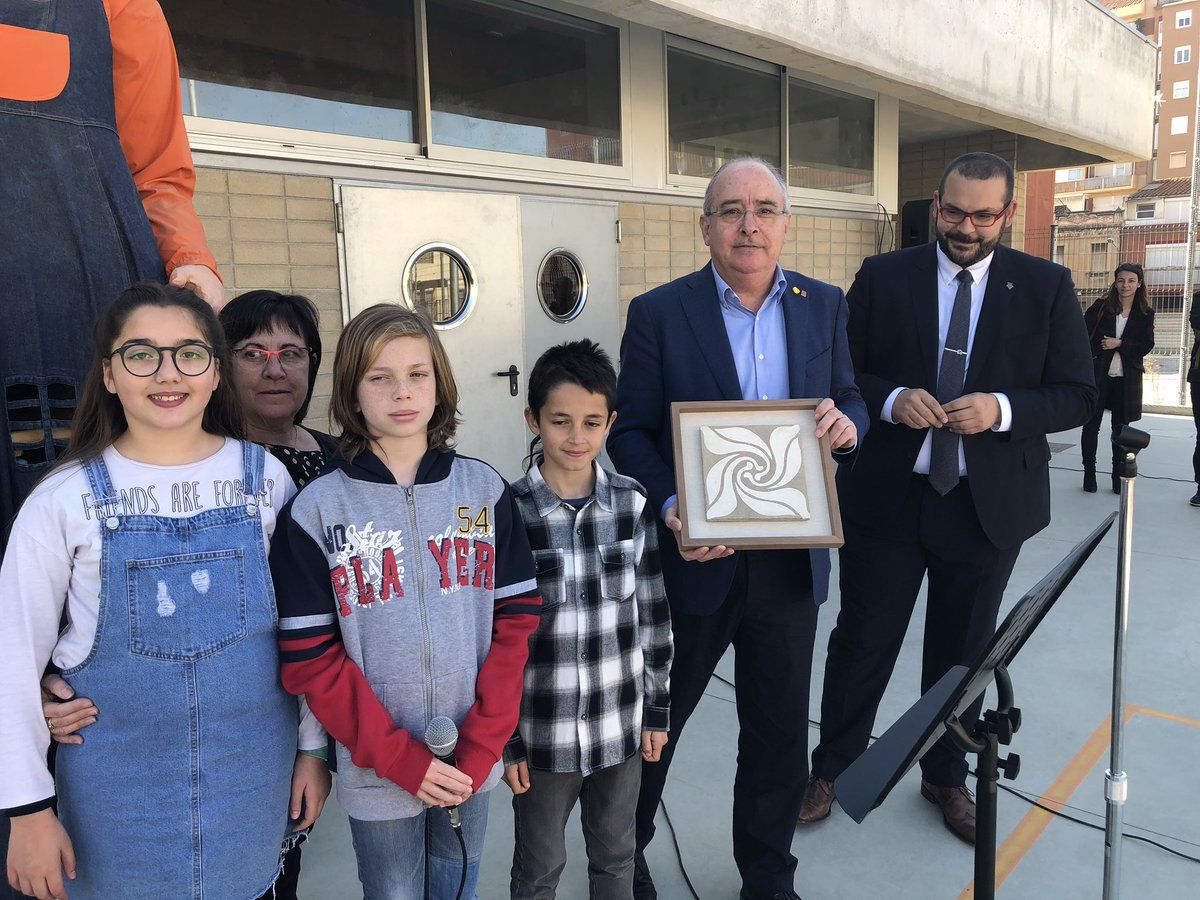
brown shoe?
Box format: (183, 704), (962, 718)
(798, 777), (835, 824)
(920, 781), (976, 845)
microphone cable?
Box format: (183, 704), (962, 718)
(659, 798), (704, 900)
(425, 716), (469, 900)
(1050, 462), (1197, 485)
(706, 673), (1200, 865)
(449, 810), (467, 900)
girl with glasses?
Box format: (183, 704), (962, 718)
(0, 283), (329, 900)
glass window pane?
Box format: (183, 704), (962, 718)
(788, 79), (874, 195)
(667, 48), (781, 178)
(162, 0), (417, 143)
(406, 248), (474, 326)
(427, 0), (621, 165)
(538, 251), (586, 321)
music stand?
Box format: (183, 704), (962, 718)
(834, 514), (1117, 900)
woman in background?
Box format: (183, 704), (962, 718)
(1081, 263), (1155, 494)
(220, 290), (338, 487)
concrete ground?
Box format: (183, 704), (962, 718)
(299, 413), (1200, 900)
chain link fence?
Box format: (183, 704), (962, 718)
(1022, 223), (1196, 411)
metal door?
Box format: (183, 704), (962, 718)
(340, 186), (527, 478)
(520, 197), (620, 410)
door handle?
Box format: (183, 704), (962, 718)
(494, 365), (520, 397)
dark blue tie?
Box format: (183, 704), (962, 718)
(928, 269), (974, 495)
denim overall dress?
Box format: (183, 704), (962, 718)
(55, 442), (296, 900)
(0, 0), (164, 526)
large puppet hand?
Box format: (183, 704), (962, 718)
(169, 265), (226, 312)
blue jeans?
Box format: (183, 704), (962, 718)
(349, 793), (490, 900)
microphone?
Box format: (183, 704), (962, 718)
(425, 716), (462, 828)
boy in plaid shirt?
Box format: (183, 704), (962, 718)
(505, 340), (673, 899)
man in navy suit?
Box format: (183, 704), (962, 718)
(608, 157), (868, 900)
(799, 153), (1096, 844)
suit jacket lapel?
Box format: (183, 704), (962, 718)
(964, 245), (1010, 392)
(680, 263), (742, 400)
(782, 272), (810, 397)
(909, 244), (939, 389)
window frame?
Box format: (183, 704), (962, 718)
(1170, 150), (1188, 169)
(1135, 202), (1157, 220)
(1172, 114), (1190, 136)
(1176, 45), (1192, 64)
(422, 0), (632, 179)
(662, 34), (881, 209)
(401, 241), (479, 330)
(536, 248), (589, 323)
(1174, 79), (1191, 99)
(181, 0), (634, 183)
(1178, 10), (1192, 29)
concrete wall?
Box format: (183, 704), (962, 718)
(575, 0), (1156, 162)
(194, 167), (342, 429)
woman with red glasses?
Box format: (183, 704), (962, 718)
(220, 291), (339, 490)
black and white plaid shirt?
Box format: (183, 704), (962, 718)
(505, 463), (672, 775)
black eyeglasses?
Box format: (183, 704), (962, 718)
(937, 201), (1012, 228)
(108, 342), (215, 377)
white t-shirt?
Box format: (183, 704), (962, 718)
(1108, 314), (1128, 378)
(0, 439), (324, 811)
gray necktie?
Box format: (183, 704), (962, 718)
(928, 269), (973, 495)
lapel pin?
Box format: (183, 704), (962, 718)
(1006, 282), (1014, 290)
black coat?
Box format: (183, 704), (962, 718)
(1188, 299), (1200, 386)
(1084, 301), (1155, 420)
(841, 242), (1097, 551)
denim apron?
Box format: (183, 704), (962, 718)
(55, 442), (296, 900)
(0, 0), (165, 527)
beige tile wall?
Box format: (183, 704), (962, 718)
(616, 201), (881, 328)
(193, 171), (883, 422)
(194, 167), (342, 429)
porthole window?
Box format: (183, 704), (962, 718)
(537, 249), (587, 322)
(402, 243), (476, 328)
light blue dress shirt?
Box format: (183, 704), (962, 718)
(662, 265), (792, 520)
(713, 265), (791, 402)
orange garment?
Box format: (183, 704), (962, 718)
(105, 0), (219, 278)
(0, 2), (218, 276)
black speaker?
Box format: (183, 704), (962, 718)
(900, 199), (933, 248)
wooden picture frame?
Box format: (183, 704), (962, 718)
(670, 399), (844, 550)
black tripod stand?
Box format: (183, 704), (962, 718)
(944, 666), (1023, 900)
(835, 516), (1116, 900)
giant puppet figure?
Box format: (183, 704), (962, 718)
(0, 0), (221, 527)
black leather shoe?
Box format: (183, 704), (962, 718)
(1190, 489), (1200, 507)
(740, 890), (802, 900)
(1083, 469), (1097, 493)
(633, 851), (657, 900)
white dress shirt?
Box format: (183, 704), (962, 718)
(881, 243), (1013, 476)
(1108, 314), (1128, 377)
